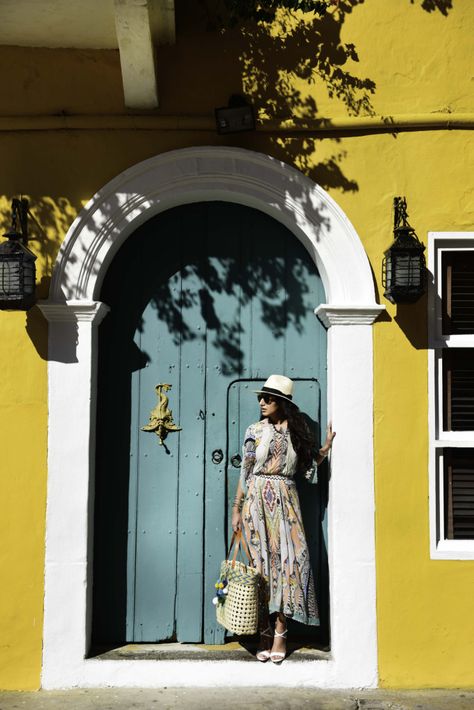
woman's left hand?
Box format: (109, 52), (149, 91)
(321, 422), (336, 455)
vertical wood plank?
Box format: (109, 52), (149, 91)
(203, 202), (245, 643)
(131, 212), (182, 641)
(227, 378), (263, 544)
(175, 204), (206, 642)
(126, 327), (142, 640)
(249, 210), (286, 378)
(226, 380), (242, 550)
(133, 302), (181, 640)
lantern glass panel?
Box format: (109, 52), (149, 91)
(393, 254), (410, 286)
(0, 255), (23, 299)
(393, 253), (423, 287)
(410, 256), (423, 287)
(22, 260), (35, 296)
(384, 254), (392, 285)
(0, 240), (36, 306)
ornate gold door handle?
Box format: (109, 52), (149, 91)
(141, 383), (182, 446)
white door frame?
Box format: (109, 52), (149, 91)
(39, 146), (384, 689)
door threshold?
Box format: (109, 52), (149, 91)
(90, 641), (331, 663)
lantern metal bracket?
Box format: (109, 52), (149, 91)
(14, 198), (28, 243)
(6, 198), (29, 245)
(394, 196), (409, 231)
(393, 196), (422, 245)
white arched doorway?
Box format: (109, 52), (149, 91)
(39, 146), (383, 689)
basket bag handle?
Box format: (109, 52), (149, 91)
(228, 529), (252, 567)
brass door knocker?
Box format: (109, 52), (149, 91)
(141, 383), (182, 446)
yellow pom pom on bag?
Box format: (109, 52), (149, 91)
(215, 530), (260, 636)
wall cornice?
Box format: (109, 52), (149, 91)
(37, 300), (110, 324)
(315, 304), (385, 327)
(0, 113), (473, 134)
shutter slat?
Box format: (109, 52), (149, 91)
(442, 252), (474, 334)
(443, 349), (474, 430)
(444, 449), (474, 540)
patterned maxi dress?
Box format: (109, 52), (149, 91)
(240, 419), (319, 626)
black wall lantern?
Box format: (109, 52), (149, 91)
(382, 196), (426, 304)
(0, 198), (37, 309)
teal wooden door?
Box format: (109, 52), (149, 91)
(93, 201), (328, 647)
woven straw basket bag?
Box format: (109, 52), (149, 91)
(216, 531), (260, 636)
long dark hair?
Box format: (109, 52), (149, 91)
(268, 397), (317, 474)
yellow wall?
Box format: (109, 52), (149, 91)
(0, 0), (473, 690)
(0, 311), (47, 690)
(331, 131), (474, 688)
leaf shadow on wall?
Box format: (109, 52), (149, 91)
(176, 0), (378, 193)
(0, 195), (84, 362)
(412, 0), (453, 16)
(205, 0), (453, 182)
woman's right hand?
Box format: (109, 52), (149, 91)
(231, 509), (242, 533)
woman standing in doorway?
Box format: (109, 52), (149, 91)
(231, 375), (335, 664)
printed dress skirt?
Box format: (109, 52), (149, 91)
(242, 473), (319, 626)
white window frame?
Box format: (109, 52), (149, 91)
(428, 232), (474, 559)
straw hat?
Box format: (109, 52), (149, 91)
(253, 374), (295, 405)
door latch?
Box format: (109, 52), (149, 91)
(230, 454), (242, 468)
(211, 449), (224, 464)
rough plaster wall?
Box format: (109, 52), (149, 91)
(0, 0), (473, 690)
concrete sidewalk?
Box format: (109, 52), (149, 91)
(0, 688), (473, 710)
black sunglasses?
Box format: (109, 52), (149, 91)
(257, 394), (275, 404)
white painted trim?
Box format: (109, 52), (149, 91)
(38, 301), (110, 680)
(315, 305), (384, 327)
(50, 147), (377, 306)
(428, 231), (474, 560)
(39, 300), (110, 323)
(41, 146), (381, 689)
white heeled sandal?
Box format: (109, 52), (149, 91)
(270, 628), (287, 664)
(256, 626), (274, 662)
